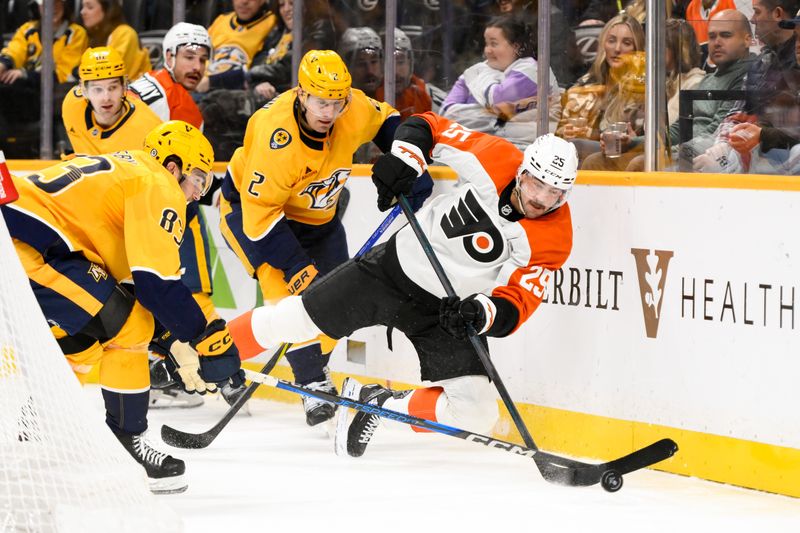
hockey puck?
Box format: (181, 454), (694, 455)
(600, 469), (623, 492)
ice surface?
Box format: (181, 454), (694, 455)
(133, 394), (800, 533)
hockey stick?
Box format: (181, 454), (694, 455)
(160, 204), (402, 449)
(243, 369), (678, 492)
(161, 342), (291, 449)
(395, 195), (539, 451)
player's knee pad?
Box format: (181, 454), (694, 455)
(99, 347), (150, 392)
(439, 375), (499, 434)
(104, 301), (154, 351)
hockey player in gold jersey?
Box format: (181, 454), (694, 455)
(220, 49), (432, 425)
(1, 121), (245, 494)
(62, 46), (161, 155)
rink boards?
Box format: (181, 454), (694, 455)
(6, 160), (799, 498)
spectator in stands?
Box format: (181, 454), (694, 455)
(62, 46), (161, 154)
(80, 0), (151, 80)
(686, 0), (738, 48)
(665, 19), (706, 124)
(625, 10), (754, 170)
(693, 0), (800, 173)
(440, 16), (561, 148)
(556, 13), (645, 162)
(582, 18), (706, 170)
(374, 28), (446, 120)
(578, 0), (646, 25)
(248, 0), (295, 102)
(0, 0), (87, 157)
(338, 26), (383, 99)
(493, 0), (583, 87)
(703, 6), (800, 173)
(198, 0), (292, 161)
(130, 23), (210, 129)
(195, 0), (276, 94)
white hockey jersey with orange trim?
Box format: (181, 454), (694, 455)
(394, 112), (573, 332)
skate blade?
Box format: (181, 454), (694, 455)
(149, 389), (204, 409)
(334, 377), (362, 457)
(148, 474), (188, 495)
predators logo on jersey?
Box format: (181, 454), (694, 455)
(208, 45), (249, 74)
(300, 168), (349, 210)
(270, 128), (291, 149)
(87, 263), (108, 282)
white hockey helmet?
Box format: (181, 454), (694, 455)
(338, 27), (383, 64)
(163, 22), (213, 75)
(518, 134), (578, 191)
(394, 28), (413, 64)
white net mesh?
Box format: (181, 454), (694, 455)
(0, 212), (181, 532)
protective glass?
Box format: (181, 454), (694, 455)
(303, 94), (349, 119)
(184, 167), (213, 198)
(517, 170), (564, 205)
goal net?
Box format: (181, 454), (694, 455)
(0, 197), (181, 530)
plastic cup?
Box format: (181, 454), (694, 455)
(568, 117), (588, 129)
(602, 122), (628, 158)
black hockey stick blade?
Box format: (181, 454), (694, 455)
(160, 343), (290, 449)
(534, 438), (678, 489)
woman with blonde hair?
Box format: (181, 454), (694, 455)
(556, 13), (645, 162)
(80, 0), (151, 81)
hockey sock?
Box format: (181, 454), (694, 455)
(285, 344), (327, 385)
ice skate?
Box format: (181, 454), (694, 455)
(302, 367), (338, 426)
(116, 432), (187, 494)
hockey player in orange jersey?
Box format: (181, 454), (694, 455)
(229, 112), (576, 457)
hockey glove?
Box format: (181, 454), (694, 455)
(372, 140), (428, 212)
(406, 171), (434, 212)
(149, 328), (177, 359)
(168, 341), (218, 395)
(286, 264), (319, 295)
(439, 294), (497, 340)
(190, 319), (246, 388)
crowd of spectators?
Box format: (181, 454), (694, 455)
(1, 0), (798, 176)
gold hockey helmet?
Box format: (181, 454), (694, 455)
(144, 120), (215, 196)
(297, 50), (352, 100)
(79, 47), (126, 81)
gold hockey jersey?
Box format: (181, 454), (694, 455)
(207, 10), (276, 74)
(62, 86), (162, 155)
(7, 152), (186, 285)
(225, 89), (398, 241)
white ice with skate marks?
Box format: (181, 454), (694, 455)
(81, 386), (800, 532)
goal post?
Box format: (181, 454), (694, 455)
(0, 156), (181, 532)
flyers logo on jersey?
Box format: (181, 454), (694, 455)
(440, 189), (504, 263)
(270, 128), (291, 149)
(300, 168), (349, 209)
